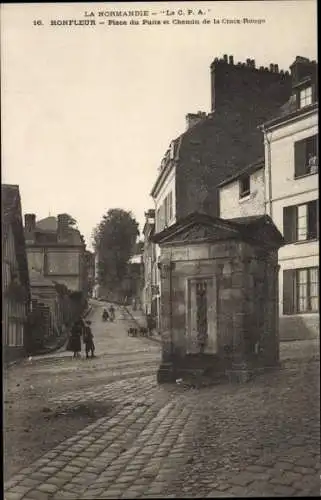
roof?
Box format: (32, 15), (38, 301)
(217, 157), (264, 188)
(33, 216), (83, 245)
(36, 216), (57, 232)
(2, 184), (30, 294)
(151, 73), (291, 212)
(261, 101), (318, 130)
(150, 135), (183, 198)
(152, 212), (284, 249)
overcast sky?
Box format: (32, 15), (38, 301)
(1, 1), (317, 250)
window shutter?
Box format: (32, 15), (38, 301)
(294, 139), (307, 177)
(283, 206), (296, 243)
(307, 200), (317, 239)
(283, 269), (296, 315)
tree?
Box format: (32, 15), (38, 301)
(92, 209), (139, 289)
(60, 213), (78, 228)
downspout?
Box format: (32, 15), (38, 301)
(261, 124), (273, 218)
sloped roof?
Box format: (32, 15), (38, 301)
(217, 157), (264, 188)
(35, 216), (83, 245)
(36, 216), (57, 232)
(152, 212), (284, 249)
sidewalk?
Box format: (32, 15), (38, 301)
(7, 304), (95, 368)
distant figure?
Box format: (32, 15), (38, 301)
(83, 320), (95, 359)
(102, 308), (109, 322)
(70, 319), (83, 358)
(146, 314), (155, 336)
(109, 305), (115, 322)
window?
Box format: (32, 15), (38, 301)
(283, 267), (319, 314)
(283, 200), (318, 243)
(163, 191), (173, 228)
(299, 86), (312, 108)
(239, 175), (250, 198)
(8, 322), (24, 347)
(167, 191), (173, 223)
(294, 134), (318, 177)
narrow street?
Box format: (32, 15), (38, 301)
(4, 301), (320, 499)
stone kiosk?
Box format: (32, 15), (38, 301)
(152, 213), (284, 384)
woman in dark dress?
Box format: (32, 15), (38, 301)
(70, 320), (82, 358)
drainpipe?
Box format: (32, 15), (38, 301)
(261, 125), (273, 218)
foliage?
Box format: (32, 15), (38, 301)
(92, 208), (139, 289)
(5, 279), (28, 303)
(60, 213), (78, 228)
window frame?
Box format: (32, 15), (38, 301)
(299, 86), (313, 109)
(294, 134), (319, 179)
(283, 200), (318, 244)
(283, 267), (319, 315)
(239, 175), (251, 199)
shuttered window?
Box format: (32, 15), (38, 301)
(283, 267), (319, 315)
(283, 200), (318, 243)
(283, 206), (297, 243)
(294, 135), (318, 178)
(283, 269), (296, 315)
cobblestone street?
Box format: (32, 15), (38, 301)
(4, 302), (320, 499)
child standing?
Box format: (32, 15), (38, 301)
(83, 320), (95, 359)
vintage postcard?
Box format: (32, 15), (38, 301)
(2, 1), (319, 498)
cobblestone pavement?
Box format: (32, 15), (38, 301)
(4, 304), (320, 498)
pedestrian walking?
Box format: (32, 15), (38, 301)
(83, 320), (95, 358)
(70, 319), (83, 358)
(109, 304), (115, 322)
(102, 308), (109, 322)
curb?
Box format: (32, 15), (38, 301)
(7, 306), (95, 367)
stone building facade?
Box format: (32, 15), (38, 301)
(262, 56), (319, 341)
(218, 158), (265, 219)
(149, 54), (292, 328)
(24, 214), (88, 317)
(142, 209), (159, 321)
(153, 213), (284, 384)
(2, 184), (30, 362)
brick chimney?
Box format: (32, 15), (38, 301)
(210, 54), (291, 113)
(289, 56), (317, 87)
(57, 213), (70, 241)
(24, 213), (36, 232)
(186, 111), (207, 130)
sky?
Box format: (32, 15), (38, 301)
(1, 1), (317, 250)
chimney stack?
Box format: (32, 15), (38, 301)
(186, 111), (207, 130)
(24, 213), (36, 232)
(223, 54), (228, 63)
(229, 55), (234, 65)
(57, 214), (70, 241)
(290, 55), (317, 87)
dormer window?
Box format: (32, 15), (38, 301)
(299, 86), (312, 108)
(239, 175), (250, 198)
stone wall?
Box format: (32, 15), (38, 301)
(159, 240), (280, 377)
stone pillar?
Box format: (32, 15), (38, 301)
(227, 257), (252, 382)
(262, 262), (280, 368)
(157, 259), (176, 383)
